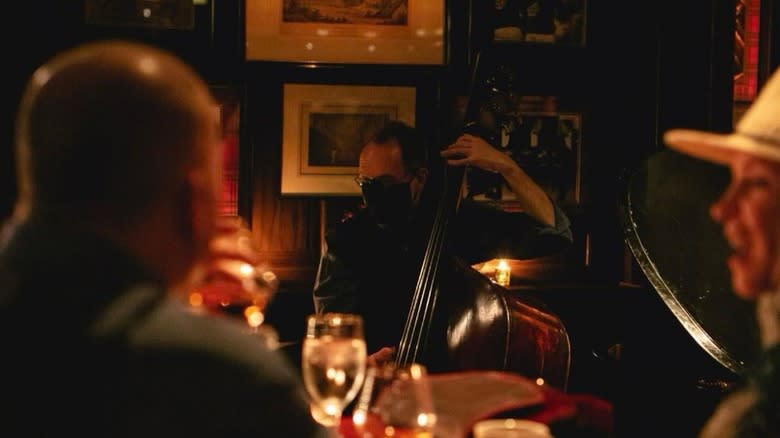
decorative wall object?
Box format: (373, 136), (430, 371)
(465, 108), (582, 208)
(245, 0), (445, 64)
(461, 61), (583, 208)
(281, 83), (416, 196)
(84, 0), (195, 29)
(489, 0), (586, 45)
(733, 0), (761, 103)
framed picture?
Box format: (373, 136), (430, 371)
(464, 95), (582, 208)
(281, 83), (416, 196)
(84, 0), (195, 29)
(490, 0), (586, 45)
(245, 0), (445, 65)
(515, 112), (581, 204)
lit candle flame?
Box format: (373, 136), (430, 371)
(495, 259), (511, 286)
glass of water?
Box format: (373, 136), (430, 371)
(302, 313), (368, 433)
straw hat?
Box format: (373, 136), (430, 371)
(664, 68), (780, 165)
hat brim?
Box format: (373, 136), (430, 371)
(664, 129), (780, 165)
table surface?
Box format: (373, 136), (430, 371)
(338, 371), (613, 438)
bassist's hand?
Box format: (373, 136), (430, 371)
(441, 134), (514, 174)
(367, 347), (396, 367)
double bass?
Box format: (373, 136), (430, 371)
(393, 55), (572, 391)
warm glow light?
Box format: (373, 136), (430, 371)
(417, 413), (436, 427)
(324, 403), (339, 416)
(352, 410), (366, 426)
(415, 28), (427, 37)
(495, 259), (511, 286)
(305, 42), (314, 51)
(188, 292), (203, 307)
(367, 45), (376, 53)
(364, 31), (377, 38)
(316, 29), (329, 36)
(536, 377), (545, 386)
(239, 263), (254, 277)
(244, 305), (264, 328)
(326, 367), (346, 385)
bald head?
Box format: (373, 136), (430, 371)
(14, 40), (219, 223)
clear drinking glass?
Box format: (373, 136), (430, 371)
(302, 313), (368, 431)
(352, 363), (438, 438)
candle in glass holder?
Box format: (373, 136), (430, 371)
(494, 259), (511, 287)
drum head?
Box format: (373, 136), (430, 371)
(620, 148), (760, 373)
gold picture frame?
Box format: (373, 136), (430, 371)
(245, 0), (445, 65)
(281, 83), (416, 196)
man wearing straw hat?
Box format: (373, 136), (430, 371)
(664, 68), (780, 437)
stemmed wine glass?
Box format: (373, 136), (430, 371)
(302, 313), (368, 434)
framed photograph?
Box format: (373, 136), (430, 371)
(245, 0), (445, 65)
(491, 0), (586, 45)
(281, 83), (416, 196)
(464, 95), (582, 208)
(84, 0), (195, 29)
(514, 112), (581, 204)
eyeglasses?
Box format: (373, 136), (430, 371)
(354, 175), (411, 189)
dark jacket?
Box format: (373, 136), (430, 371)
(313, 199), (573, 354)
(0, 216), (327, 438)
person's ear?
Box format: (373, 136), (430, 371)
(410, 167), (429, 204)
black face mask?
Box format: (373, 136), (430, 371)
(359, 179), (413, 227)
